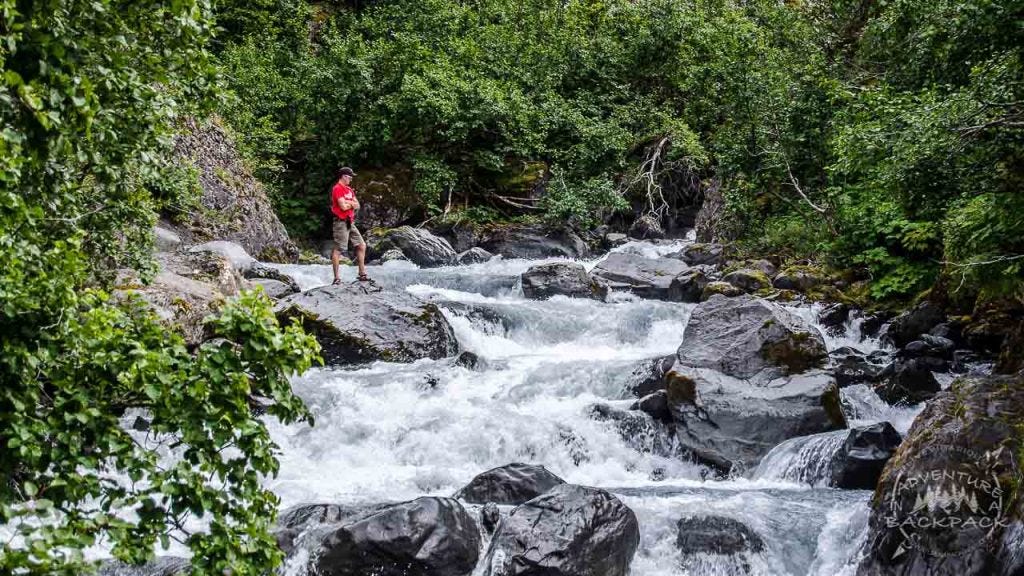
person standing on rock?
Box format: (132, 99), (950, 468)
(330, 167), (370, 284)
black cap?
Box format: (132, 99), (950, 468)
(337, 167), (356, 177)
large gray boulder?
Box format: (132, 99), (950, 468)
(856, 373), (1024, 576)
(308, 497), (481, 576)
(276, 284), (458, 365)
(666, 368), (846, 474)
(480, 225), (590, 259)
(482, 484), (640, 576)
(829, 422), (902, 490)
(591, 253), (690, 300)
(883, 301), (946, 348)
(521, 262), (598, 300)
(172, 117), (298, 262)
(670, 242), (725, 266)
(374, 226), (457, 267)
(676, 515), (764, 556)
(667, 266), (714, 303)
(454, 463), (566, 505)
(456, 247), (494, 265)
(677, 295), (828, 381)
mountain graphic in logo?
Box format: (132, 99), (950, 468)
(909, 483), (981, 516)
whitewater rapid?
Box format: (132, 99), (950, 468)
(261, 240), (912, 575)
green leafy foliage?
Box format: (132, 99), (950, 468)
(1, 1), (321, 573)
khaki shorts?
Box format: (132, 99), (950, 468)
(332, 219), (365, 253)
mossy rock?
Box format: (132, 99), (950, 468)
(701, 281), (744, 300)
(721, 269), (771, 292)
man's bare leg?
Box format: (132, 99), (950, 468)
(355, 243), (367, 278)
(331, 247), (342, 284)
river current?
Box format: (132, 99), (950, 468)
(259, 238), (928, 576)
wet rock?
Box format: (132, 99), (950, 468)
(628, 354), (676, 397)
(672, 242), (725, 266)
(482, 484), (640, 576)
(676, 515), (765, 555)
(830, 347), (883, 388)
(131, 416), (151, 432)
(819, 303), (851, 335)
(312, 497), (480, 576)
(454, 463), (565, 505)
(521, 262), (598, 300)
(745, 259), (777, 278)
(666, 368), (846, 473)
(630, 390), (672, 424)
(250, 278), (296, 299)
(829, 422), (902, 490)
(629, 214), (665, 239)
(172, 117), (298, 262)
(379, 248), (410, 263)
(244, 262), (301, 292)
(773, 266), (825, 292)
(677, 295), (828, 381)
(99, 557), (189, 576)
(667, 266), (712, 303)
(431, 221), (480, 253)
(860, 312), (893, 340)
(455, 247), (493, 265)
(604, 232), (629, 248)
(873, 358), (941, 405)
(856, 373), (1024, 576)
(591, 253), (690, 300)
(884, 301), (946, 348)
(374, 226), (457, 267)
(722, 269), (771, 292)
(701, 281), (744, 300)
(588, 403), (674, 455)
(276, 284), (457, 365)
(481, 502), (501, 535)
(903, 334), (955, 359)
(188, 240), (256, 273)
(480, 225), (590, 259)
(454, 350), (486, 370)
(952, 349), (983, 373)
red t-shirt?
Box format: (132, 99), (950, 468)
(331, 181), (356, 221)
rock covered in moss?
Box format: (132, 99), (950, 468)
(701, 281), (744, 300)
(773, 266), (826, 292)
(856, 373), (1024, 576)
(722, 268), (772, 292)
(275, 284), (458, 365)
(671, 242), (726, 266)
(668, 266), (713, 302)
(171, 117), (298, 262)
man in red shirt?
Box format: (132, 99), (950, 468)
(330, 167), (369, 284)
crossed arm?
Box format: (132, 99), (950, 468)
(337, 196), (361, 211)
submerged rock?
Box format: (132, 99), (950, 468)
(482, 483), (640, 576)
(856, 373), (1024, 576)
(521, 262), (598, 300)
(276, 284), (457, 365)
(591, 252), (690, 300)
(676, 515), (765, 555)
(454, 463), (565, 505)
(818, 303), (851, 334)
(374, 226), (457, 267)
(829, 422), (902, 490)
(677, 295), (828, 381)
(311, 497), (481, 576)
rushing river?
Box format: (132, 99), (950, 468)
(256, 238), (932, 576)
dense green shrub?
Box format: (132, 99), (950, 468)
(1, 1), (320, 573)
